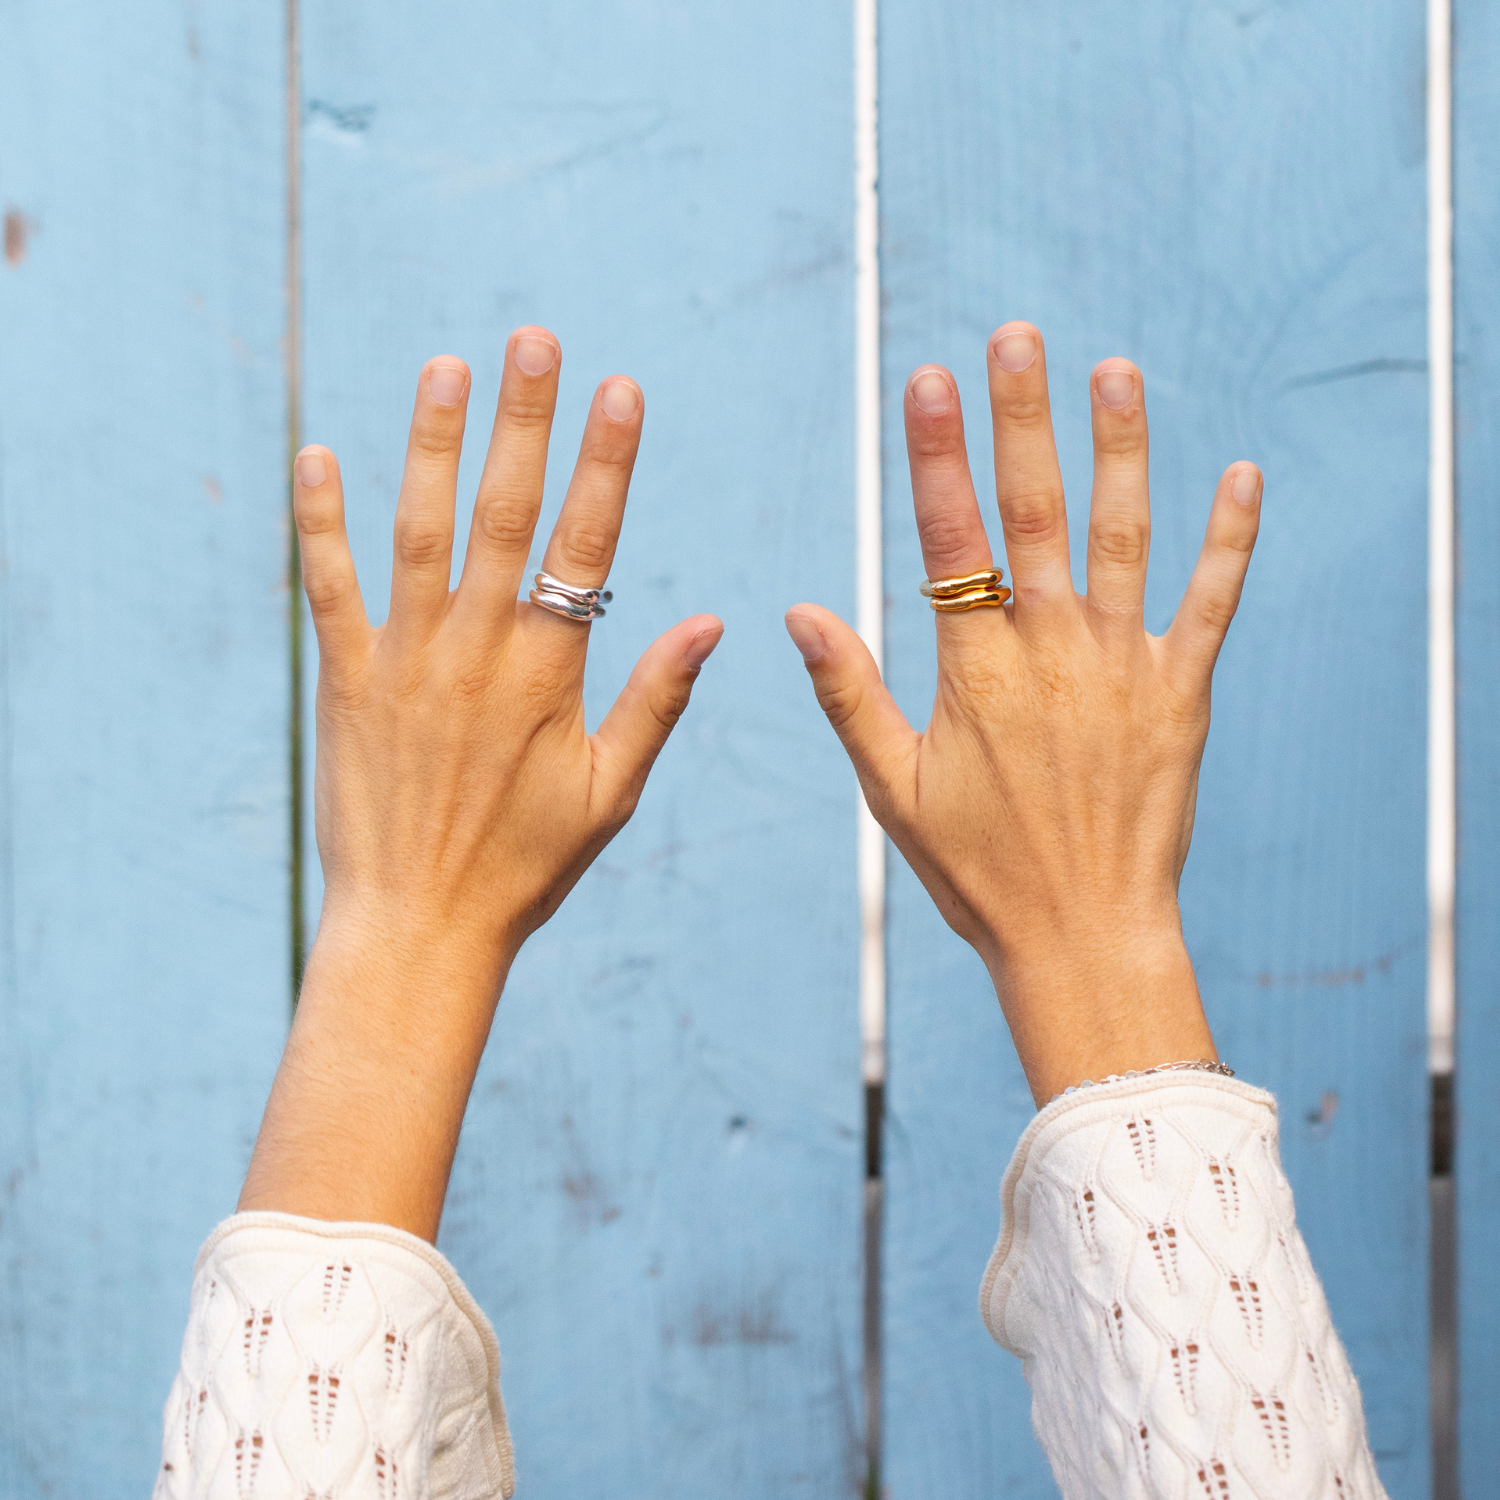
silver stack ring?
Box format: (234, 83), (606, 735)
(529, 570), (613, 622)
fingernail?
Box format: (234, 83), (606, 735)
(296, 452), (326, 487)
(909, 370), (953, 415)
(1232, 465), (1261, 505)
(991, 331), (1037, 373)
(684, 625), (723, 671)
(601, 379), (640, 422)
(428, 364), (467, 407)
(785, 613), (826, 664)
(1096, 369), (1135, 410)
(514, 336), (559, 377)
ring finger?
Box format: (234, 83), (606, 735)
(1085, 359), (1151, 632)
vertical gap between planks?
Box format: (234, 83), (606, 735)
(286, 0), (306, 1004)
(855, 0), (885, 1093)
(1426, 0), (1457, 1491)
(853, 0), (884, 1493)
(1428, 0), (1455, 1083)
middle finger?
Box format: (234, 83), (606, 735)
(452, 326), (563, 635)
(986, 321), (1073, 609)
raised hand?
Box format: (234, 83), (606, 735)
(786, 322), (1261, 1103)
(240, 328), (722, 1237)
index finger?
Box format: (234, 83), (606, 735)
(1164, 461), (1263, 682)
(519, 376), (645, 670)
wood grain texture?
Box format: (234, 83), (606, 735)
(1453, 0), (1499, 1488)
(0, 2), (289, 1492)
(298, 3), (864, 1492)
(878, 5), (1430, 1496)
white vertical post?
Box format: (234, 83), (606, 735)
(854, 0), (885, 1087)
(286, 0), (307, 996)
(1428, 0), (1456, 1076)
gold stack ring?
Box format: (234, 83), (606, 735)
(919, 566), (1012, 612)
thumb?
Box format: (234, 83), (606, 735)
(784, 605), (918, 798)
(591, 614), (724, 826)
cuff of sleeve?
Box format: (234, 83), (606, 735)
(180, 1211), (515, 1499)
(979, 1071), (1278, 1349)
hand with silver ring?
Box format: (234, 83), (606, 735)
(241, 328), (723, 1239)
(786, 322), (1263, 1104)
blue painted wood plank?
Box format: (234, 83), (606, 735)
(1453, 1), (1500, 1488)
(0, 3), (289, 1492)
(879, 5), (1431, 1496)
(298, 5), (864, 1493)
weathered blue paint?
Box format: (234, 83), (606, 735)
(299, 3), (864, 1493)
(1454, 2), (1500, 1489)
(0, 2), (289, 1493)
(879, 5), (1431, 1496)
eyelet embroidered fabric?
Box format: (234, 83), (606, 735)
(980, 1073), (1387, 1500)
(154, 1211), (515, 1500)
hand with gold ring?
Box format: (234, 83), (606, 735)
(785, 322), (1262, 1104)
(240, 328), (723, 1238)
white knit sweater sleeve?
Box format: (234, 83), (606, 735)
(980, 1073), (1387, 1500)
(153, 1211), (515, 1500)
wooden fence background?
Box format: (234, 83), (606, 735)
(0, 1), (1485, 1496)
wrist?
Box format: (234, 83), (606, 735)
(237, 906), (519, 1240)
(313, 888), (522, 990)
(981, 913), (1216, 1105)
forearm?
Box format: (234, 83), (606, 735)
(238, 917), (513, 1241)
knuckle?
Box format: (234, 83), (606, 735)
(1158, 686), (1209, 731)
(393, 517), (451, 570)
(295, 500), (343, 539)
(579, 438), (636, 474)
(1217, 527), (1258, 560)
(647, 686), (691, 736)
(447, 663), (491, 706)
(1003, 487), (1064, 543)
(408, 423), (460, 461)
(514, 667), (562, 715)
(315, 662), (369, 717)
(943, 657), (1010, 718)
(815, 680), (863, 731)
(475, 495), (535, 553)
(553, 520), (615, 576)
(1089, 516), (1149, 568)
(596, 793), (640, 842)
(917, 512), (984, 570)
(1192, 590), (1237, 635)
(907, 425), (965, 460)
(303, 571), (354, 616)
(501, 395), (556, 430)
(994, 393), (1050, 429)
(1092, 415), (1147, 458)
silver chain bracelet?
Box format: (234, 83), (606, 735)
(1048, 1059), (1235, 1105)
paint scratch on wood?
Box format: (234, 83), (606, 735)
(4, 208), (31, 267)
(1251, 947), (1403, 989)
